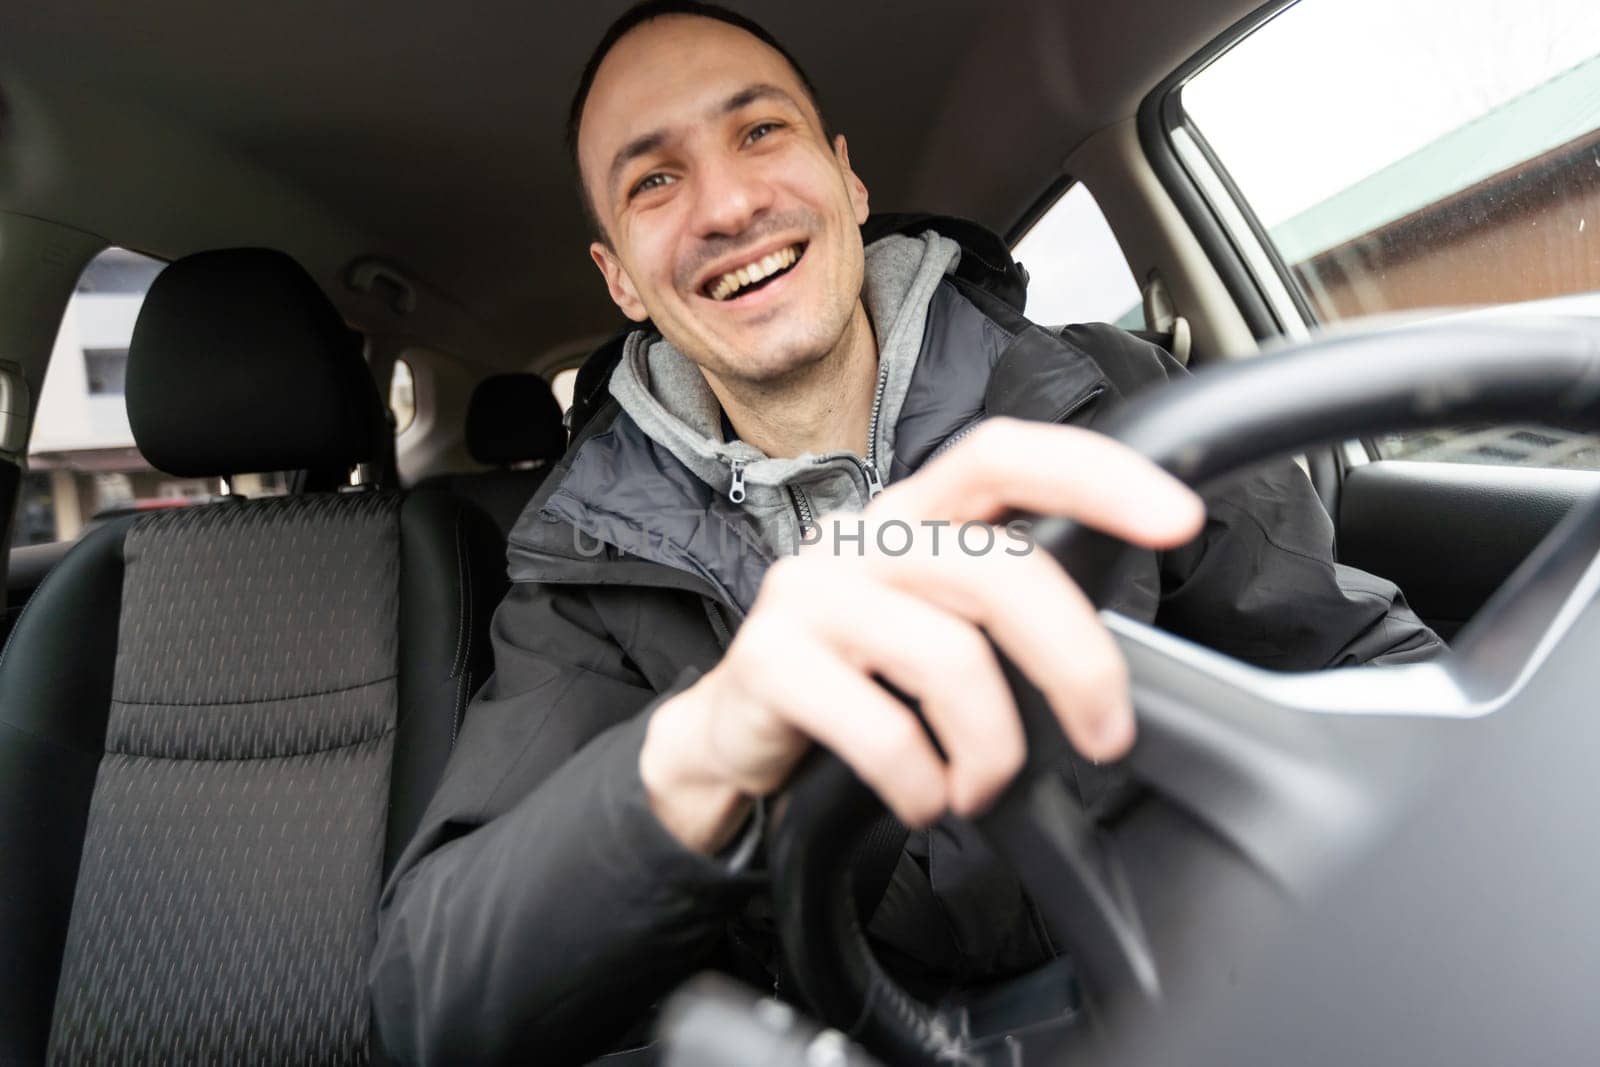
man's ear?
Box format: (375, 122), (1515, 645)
(834, 134), (871, 226)
(590, 242), (651, 322)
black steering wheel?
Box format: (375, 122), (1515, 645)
(764, 317), (1600, 1066)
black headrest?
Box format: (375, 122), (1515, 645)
(127, 248), (384, 478)
(861, 213), (1030, 312)
(465, 373), (566, 466)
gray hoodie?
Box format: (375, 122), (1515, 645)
(608, 231), (962, 558)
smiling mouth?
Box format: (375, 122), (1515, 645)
(703, 242), (807, 302)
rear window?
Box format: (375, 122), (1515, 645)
(19, 248), (287, 547)
(389, 358), (416, 433)
(1012, 183), (1143, 329)
(551, 367), (578, 412)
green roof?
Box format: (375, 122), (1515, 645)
(1267, 53), (1600, 264)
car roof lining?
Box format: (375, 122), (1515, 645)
(0, 0), (1261, 370)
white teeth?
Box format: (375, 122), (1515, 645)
(708, 244), (801, 301)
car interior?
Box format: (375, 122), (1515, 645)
(2, 0), (1598, 1062)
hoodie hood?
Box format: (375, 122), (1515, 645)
(608, 231), (962, 516)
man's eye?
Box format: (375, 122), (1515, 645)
(631, 173), (675, 197)
(744, 122), (783, 145)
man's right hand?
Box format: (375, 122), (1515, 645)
(638, 419), (1206, 855)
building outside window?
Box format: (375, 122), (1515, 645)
(83, 348), (129, 396)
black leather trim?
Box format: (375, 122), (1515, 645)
(0, 459), (18, 614)
(6, 540), (72, 602)
(466, 374), (565, 466)
(414, 468), (552, 540)
(126, 248), (383, 478)
(385, 490), (506, 878)
(2, 540), (74, 647)
(0, 517), (133, 1061)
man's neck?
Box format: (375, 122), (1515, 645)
(703, 302), (879, 459)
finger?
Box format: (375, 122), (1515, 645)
(859, 539), (1135, 762)
(738, 623), (952, 827)
(870, 418), (1204, 548)
(767, 561), (1026, 817)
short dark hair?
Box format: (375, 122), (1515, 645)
(566, 0), (833, 240)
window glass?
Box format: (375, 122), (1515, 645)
(1011, 184), (1143, 330)
(1184, 0), (1600, 466)
(1372, 424), (1600, 468)
(389, 358), (416, 433)
(13, 472), (59, 547)
(18, 247), (288, 548)
(75, 251), (163, 295)
(551, 367), (578, 413)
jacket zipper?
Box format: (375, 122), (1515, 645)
(861, 362), (889, 498)
(854, 455), (884, 498)
(703, 597), (735, 649)
(926, 415), (984, 463)
(787, 483), (814, 527)
(726, 362), (889, 507)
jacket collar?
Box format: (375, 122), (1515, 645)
(603, 231), (961, 506)
(510, 279), (1112, 611)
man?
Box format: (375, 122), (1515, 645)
(369, 3), (1443, 1062)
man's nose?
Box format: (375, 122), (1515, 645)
(690, 152), (775, 238)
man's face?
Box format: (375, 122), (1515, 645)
(578, 15), (871, 385)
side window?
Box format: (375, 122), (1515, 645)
(1011, 183), (1143, 330)
(1180, 0), (1600, 467)
(19, 247), (285, 548)
(389, 358), (416, 433)
(551, 367), (579, 413)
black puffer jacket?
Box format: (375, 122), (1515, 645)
(369, 217), (1443, 1064)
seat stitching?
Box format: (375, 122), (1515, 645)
(0, 521), (132, 674)
(0, 716), (103, 757)
(106, 724), (398, 763)
(451, 511), (468, 677)
(0, 549), (76, 673)
(451, 509), (470, 745)
(112, 673), (396, 708)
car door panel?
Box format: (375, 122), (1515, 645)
(1337, 459), (1599, 640)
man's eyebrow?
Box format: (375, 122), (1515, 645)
(608, 129), (670, 202)
(717, 83), (800, 117)
(605, 84), (804, 202)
